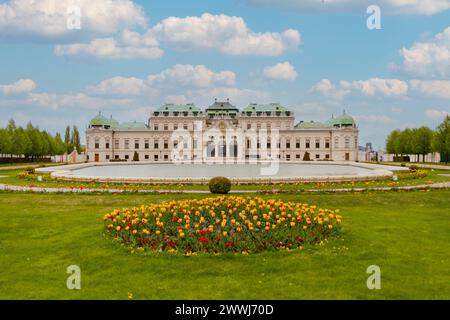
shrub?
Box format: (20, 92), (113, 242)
(208, 176), (231, 194)
(409, 164), (419, 171)
(133, 151), (139, 162)
(103, 196), (343, 254)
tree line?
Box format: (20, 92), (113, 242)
(386, 115), (450, 162)
(0, 119), (82, 160)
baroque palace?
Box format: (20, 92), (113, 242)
(86, 100), (359, 163)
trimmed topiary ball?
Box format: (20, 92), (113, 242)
(208, 176), (231, 194)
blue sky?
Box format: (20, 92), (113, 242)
(1, 0), (450, 149)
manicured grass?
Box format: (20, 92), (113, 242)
(1, 167), (450, 192)
(0, 190), (449, 299)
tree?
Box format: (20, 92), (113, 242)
(415, 127), (433, 162)
(386, 130), (401, 156)
(433, 115), (450, 163)
(71, 126), (81, 152)
(303, 151), (311, 161)
(133, 151), (139, 162)
(25, 122), (44, 160)
(0, 129), (12, 157)
(11, 127), (31, 157)
(65, 126), (72, 153)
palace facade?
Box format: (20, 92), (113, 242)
(86, 100), (359, 163)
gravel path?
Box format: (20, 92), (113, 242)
(0, 182), (449, 194)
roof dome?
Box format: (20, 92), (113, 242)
(89, 113), (110, 126)
(327, 112), (356, 127)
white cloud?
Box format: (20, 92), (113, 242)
(27, 92), (132, 110)
(147, 64), (236, 88)
(263, 61), (297, 81)
(354, 115), (394, 124)
(398, 27), (450, 78)
(88, 64), (239, 98)
(0, 0), (147, 38)
(165, 95), (191, 105)
(54, 37), (163, 60)
(425, 109), (449, 120)
(151, 13), (300, 56)
(0, 79), (36, 95)
(312, 78), (408, 99)
(88, 77), (147, 96)
(311, 79), (350, 100)
(410, 80), (450, 99)
(244, 0), (450, 15)
(344, 78), (409, 97)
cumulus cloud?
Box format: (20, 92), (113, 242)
(0, 79), (36, 95)
(150, 13), (300, 56)
(263, 61), (297, 81)
(425, 108), (450, 120)
(0, 0), (147, 39)
(244, 0), (450, 15)
(27, 92), (132, 110)
(147, 64), (236, 88)
(54, 36), (163, 60)
(410, 80), (450, 99)
(87, 77), (147, 96)
(311, 79), (350, 100)
(354, 114), (394, 124)
(343, 78), (409, 97)
(88, 64), (238, 97)
(397, 27), (450, 78)
(312, 78), (408, 99)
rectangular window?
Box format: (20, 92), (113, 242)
(325, 154), (330, 159)
(286, 140), (290, 149)
(164, 124), (168, 131)
(325, 140), (330, 148)
(125, 155), (129, 160)
(145, 140), (149, 149)
(173, 124), (178, 130)
(247, 123), (251, 130)
(164, 155), (169, 160)
(164, 140), (168, 149)
(154, 155), (158, 161)
(286, 154), (291, 160)
(105, 155), (110, 160)
(296, 140), (300, 149)
(306, 139), (310, 149)
(114, 155), (119, 160)
(296, 154), (300, 159)
(315, 154), (320, 159)
(154, 141), (159, 149)
(145, 155), (149, 160)
(174, 140), (178, 148)
(105, 143), (110, 149)
(154, 124), (159, 130)
(134, 139), (139, 150)
(183, 124), (188, 130)
(315, 140), (320, 149)
(193, 140), (198, 149)
(124, 139), (129, 149)
(114, 139), (119, 149)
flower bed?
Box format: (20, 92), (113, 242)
(103, 196), (342, 254)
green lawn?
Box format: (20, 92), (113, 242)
(0, 190), (449, 299)
(1, 167), (449, 192)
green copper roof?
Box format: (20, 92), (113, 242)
(118, 121), (148, 129)
(156, 103), (200, 113)
(89, 113), (111, 126)
(327, 113), (356, 127)
(243, 103), (289, 113)
(206, 100), (239, 112)
(295, 121), (330, 129)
